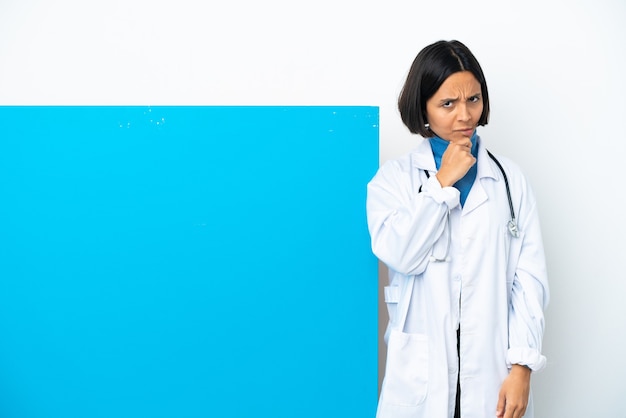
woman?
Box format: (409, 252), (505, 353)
(367, 40), (549, 418)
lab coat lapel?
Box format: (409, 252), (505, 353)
(462, 142), (499, 216)
(411, 138), (437, 171)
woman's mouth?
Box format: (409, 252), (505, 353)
(456, 127), (475, 137)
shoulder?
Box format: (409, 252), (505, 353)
(483, 149), (528, 182)
(379, 152), (415, 173)
(374, 139), (433, 179)
(367, 155), (412, 197)
(484, 150), (539, 209)
(370, 147), (427, 188)
(366, 146), (431, 202)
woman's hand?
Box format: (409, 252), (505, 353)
(435, 138), (476, 187)
(495, 364), (531, 418)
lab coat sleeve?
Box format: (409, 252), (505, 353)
(366, 159), (460, 276)
(506, 184), (550, 372)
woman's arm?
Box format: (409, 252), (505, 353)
(498, 178), (549, 418)
(366, 159), (460, 276)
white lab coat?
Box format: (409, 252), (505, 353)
(367, 136), (549, 418)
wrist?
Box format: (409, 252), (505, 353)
(435, 172), (454, 188)
(511, 364), (532, 376)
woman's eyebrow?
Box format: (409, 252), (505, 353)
(438, 97), (458, 104)
(439, 92), (482, 103)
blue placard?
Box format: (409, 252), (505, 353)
(0, 106), (379, 418)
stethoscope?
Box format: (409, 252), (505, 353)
(422, 150), (519, 263)
(486, 150), (519, 239)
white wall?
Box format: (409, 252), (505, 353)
(1, 0), (625, 416)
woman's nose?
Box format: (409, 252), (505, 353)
(457, 104), (471, 122)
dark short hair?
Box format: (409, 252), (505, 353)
(398, 40), (490, 137)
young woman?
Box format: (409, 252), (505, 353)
(367, 40), (549, 418)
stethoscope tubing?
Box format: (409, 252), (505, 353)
(486, 150), (518, 237)
(418, 150), (519, 238)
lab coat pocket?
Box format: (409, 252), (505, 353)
(378, 329), (429, 413)
(384, 285), (399, 325)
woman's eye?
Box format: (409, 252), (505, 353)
(442, 101), (452, 108)
(469, 96), (480, 103)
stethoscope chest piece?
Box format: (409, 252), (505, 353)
(508, 219), (520, 238)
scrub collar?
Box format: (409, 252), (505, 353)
(428, 130), (479, 170)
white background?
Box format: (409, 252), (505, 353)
(1, 0), (625, 416)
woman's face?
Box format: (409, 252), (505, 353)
(425, 71), (484, 143)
